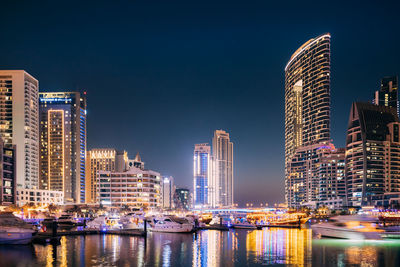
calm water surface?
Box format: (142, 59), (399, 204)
(1, 228), (400, 266)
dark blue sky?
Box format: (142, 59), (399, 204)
(1, 1), (399, 205)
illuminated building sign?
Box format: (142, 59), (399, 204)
(40, 98), (72, 102)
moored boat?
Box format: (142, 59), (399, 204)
(57, 214), (77, 230)
(267, 217), (310, 228)
(0, 212), (36, 245)
(232, 222), (257, 229)
(231, 218), (256, 229)
(86, 215), (107, 230)
(149, 215), (193, 233)
(120, 213), (144, 230)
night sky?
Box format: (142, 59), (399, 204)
(1, 1), (400, 206)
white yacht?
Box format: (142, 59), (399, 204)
(209, 216), (231, 227)
(149, 215), (193, 233)
(231, 220), (257, 229)
(0, 212), (36, 245)
(311, 215), (383, 240)
(87, 215), (107, 230)
(87, 215), (122, 230)
(119, 213), (144, 230)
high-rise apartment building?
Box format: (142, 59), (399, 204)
(0, 70), (39, 189)
(175, 188), (191, 210)
(287, 143), (345, 207)
(285, 34), (331, 204)
(161, 176), (175, 209)
(210, 130), (233, 208)
(86, 149), (128, 203)
(0, 138), (16, 206)
(346, 102), (400, 206)
(374, 76), (399, 114)
(193, 143), (211, 207)
(39, 92), (87, 203)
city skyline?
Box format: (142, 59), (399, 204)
(1, 1), (400, 205)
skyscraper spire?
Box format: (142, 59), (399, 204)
(135, 152), (141, 162)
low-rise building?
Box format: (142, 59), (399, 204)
(97, 159), (161, 209)
(16, 189), (64, 207)
(303, 198), (344, 210)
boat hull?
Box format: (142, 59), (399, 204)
(122, 223), (143, 230)
(381, 232), (400, 239)
(149, 225), (193, 233)
(0, 231), (34, 245)
(311, 224), (382, 240)
(232, 224), (256, 229)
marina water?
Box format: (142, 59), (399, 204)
(1, 228), (400, 266)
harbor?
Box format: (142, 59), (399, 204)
(4, 206), (400, 246)
(2, 228), (400, 266)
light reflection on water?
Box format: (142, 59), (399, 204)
(0, 229), (400, 266)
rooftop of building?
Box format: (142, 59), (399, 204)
(348, 102), (400, 141)
(285, 33), (330, 71)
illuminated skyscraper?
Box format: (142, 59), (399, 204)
(39, 92), (87, 203)
(211, 130), (233, 208)
(86, 148), (128, 203)
(285, 34), (331, 204)
(0, 70), (39, 189)
(345, 102), (400, 206)
(194, 143), (210, 207)
(374, 76), (399, 114)
(161, 176), (175, 209)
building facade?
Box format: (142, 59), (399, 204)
(97, 157), (161, 209)
(345, 102), (400, 206)
(175, 188), (191, 210)
(16, 188), (64, 207)
(161, 176), (174, 209)
(284, 34), (331, 204)
(210, 130), (233, 208)
(193, 143), (210, 208)
(0, 138), (16, 206)
(287, 143), (345, 207)
(0, 70), (39, 189)
(86, 149), (127, 203)
(374, 76), (398, 115)
(39, 92), (87, 203)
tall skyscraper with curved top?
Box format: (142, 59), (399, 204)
(285, 34), (331, 204)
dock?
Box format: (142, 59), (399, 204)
(196, 225), (230, 231)
(32, 228), (145, 245)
